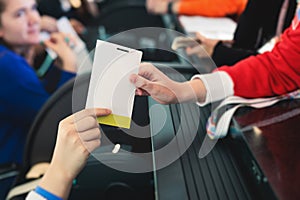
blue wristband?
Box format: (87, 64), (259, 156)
(35, 186), (63, 200)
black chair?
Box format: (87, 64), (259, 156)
(23, 72), (91, 173)
(0, 163), (20, 200)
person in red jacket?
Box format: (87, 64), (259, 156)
(146, 0), (247, 18)
(130, 3), (300, 105)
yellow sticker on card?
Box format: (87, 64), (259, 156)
(97, 114), (131, 129)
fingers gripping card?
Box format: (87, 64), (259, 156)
(86, 40), (143, 128)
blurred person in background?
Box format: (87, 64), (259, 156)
(146, 0), (247, 19)
(185, 0), (296, 67)
(0, 0), (77, 166)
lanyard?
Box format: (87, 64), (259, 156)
(206, 90), (300, 139)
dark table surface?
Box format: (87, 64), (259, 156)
(234, 99), (300, 200)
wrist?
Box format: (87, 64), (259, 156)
(49, 154), (77, 182)
(189, 79), (206, 103)
(39, 164), (73, 199)
(62, 59), (77, 73)
(34, 186), (63, 200)
(175, 79), (206, 103)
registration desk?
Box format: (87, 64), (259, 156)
(226, 99), (300, 200)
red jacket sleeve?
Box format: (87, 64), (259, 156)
(178, 0), (247, 17)
(217, 18), (300, 98)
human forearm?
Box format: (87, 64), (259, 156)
(191, 72), (234, 106)
(177, 79), (206, 103)
(61, 58), (77, 73)
(218, 25), (300, 98)
(38, 164), (73, 199)
(171, 70), (234, 105)
(212, 41), (257, 67)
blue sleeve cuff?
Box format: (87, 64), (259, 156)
(34, 186), (63, 200)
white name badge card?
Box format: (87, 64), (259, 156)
(86, 40), (143, 128)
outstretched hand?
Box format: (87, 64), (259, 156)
(130, 63), (206, 104)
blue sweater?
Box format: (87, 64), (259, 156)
(0, 45), (75, 164)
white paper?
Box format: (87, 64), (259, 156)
(57, 17), (92, 72)
(56, 17), (86, 53)
(179, 15), (237, 40)
(86, 40), (142, 127)
(258, 38), (276, 54)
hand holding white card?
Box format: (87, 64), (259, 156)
(86, 40), (143, 128)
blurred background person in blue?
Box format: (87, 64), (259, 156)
(0, 0), (77, 166)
